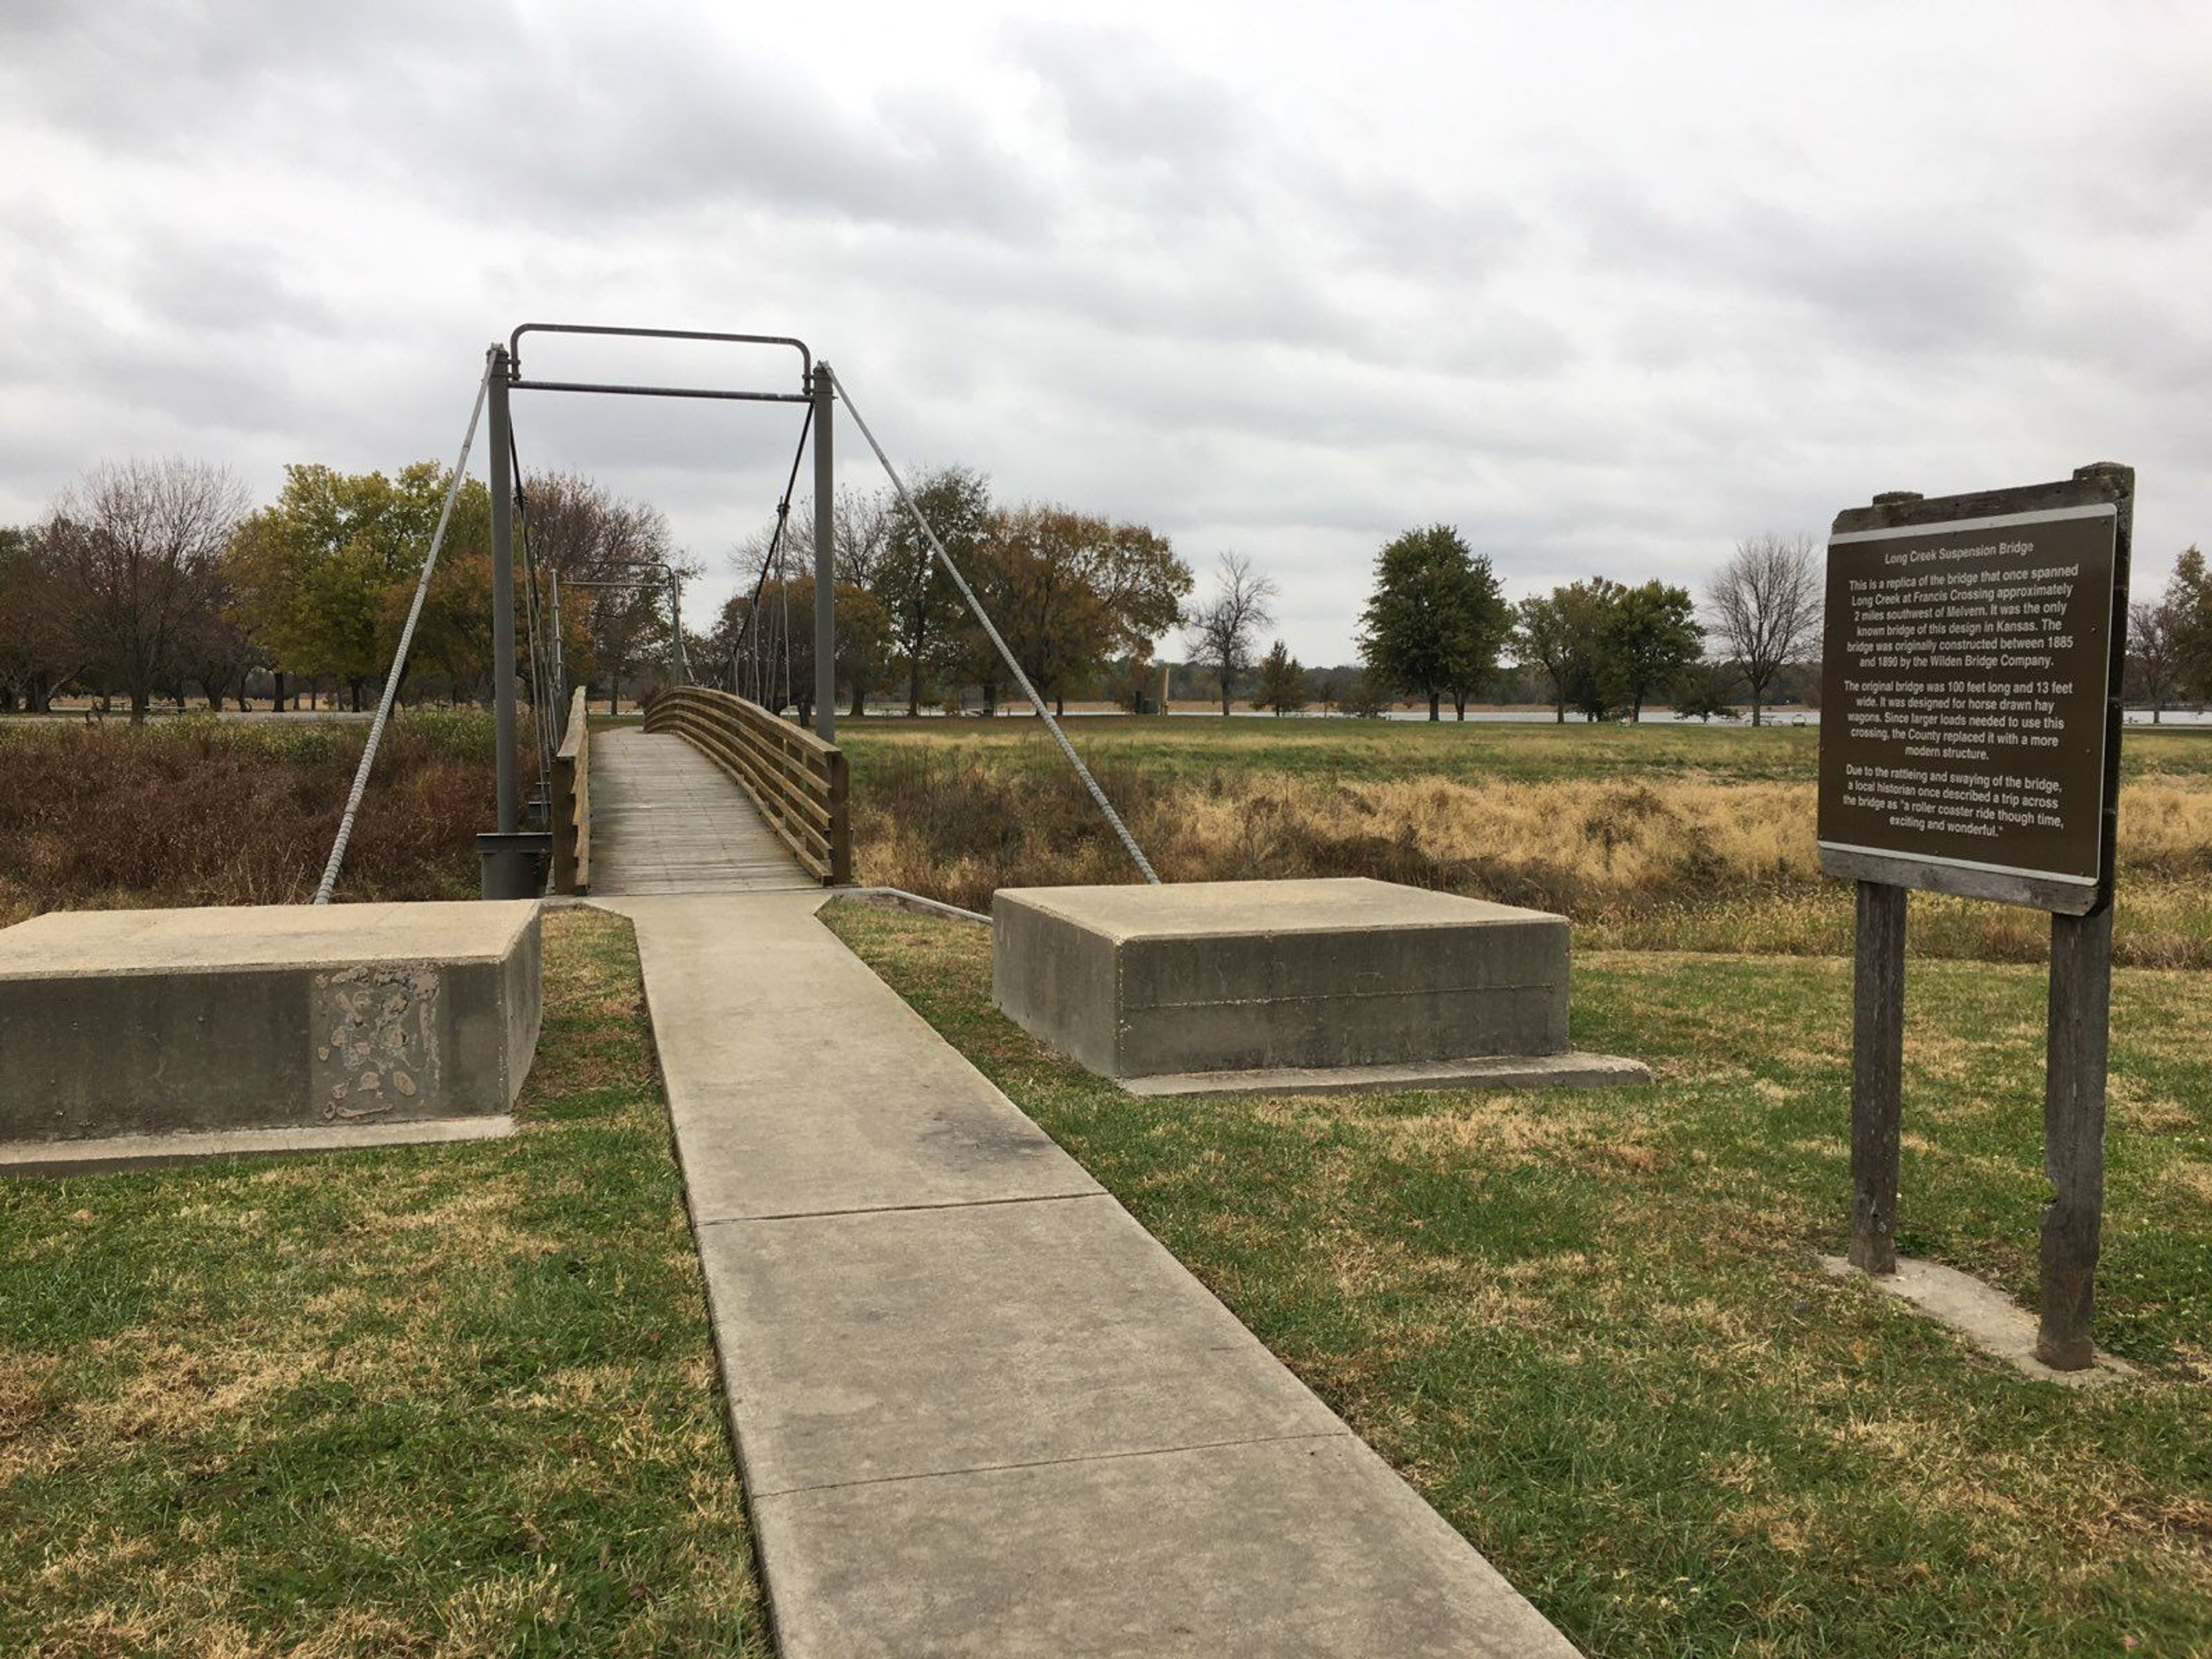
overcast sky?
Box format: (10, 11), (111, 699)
(3, 0), (2206, 663)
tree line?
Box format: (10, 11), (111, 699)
(10, 453), (2202, 728)
(0, 457), (690, 722)
(696, 467), (1194, 722)
(1208, 527), (1813, 723)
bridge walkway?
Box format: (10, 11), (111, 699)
(586, 726), (817, 897)
(582, 718), (1574, 1654)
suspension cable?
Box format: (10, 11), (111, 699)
(313, 357), (494, 903)
(830, 367), (1160, 884)
(728, 403), (814, 709)
(508, 431), (557, 808)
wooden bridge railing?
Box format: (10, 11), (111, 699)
(550, 687), (591, 895)
(643, 687), (852, 885)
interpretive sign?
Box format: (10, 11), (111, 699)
(1823, 463), (2133, 1374)
(1819, 503), (2122, 912)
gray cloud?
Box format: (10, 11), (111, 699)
(1, 0), (2207, 655)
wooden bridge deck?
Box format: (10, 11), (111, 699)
(588, 728), (817, 896)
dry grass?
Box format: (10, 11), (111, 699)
(851, 760), (2212, 965)
(0, 713), (515, 924)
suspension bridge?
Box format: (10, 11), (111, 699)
(304, 324), (1579, 1655)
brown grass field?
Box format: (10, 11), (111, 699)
(840, 719), (2212, 966)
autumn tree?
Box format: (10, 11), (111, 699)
(0, 525), (73, 711)
(1707, 532), (1823, 724)
(518, 471), (683, 714)
(736, 486), (901, 715)
(44, 459), (248, 723)
(951, 506), (1191, 716)
(711, 575), (888, 726)
(1184, 552), (1277, 715)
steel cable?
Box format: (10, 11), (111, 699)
(313, 356), (494, 903)
(830, 367), (1160, 884)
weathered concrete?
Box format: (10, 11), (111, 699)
(1, 1114), (514, 1177)
(994, 877), (1571, 1079)
(600, 893), (1097, 1222)
(0, 902), (539, 1142)
(1124, 1049), (1653, 1099)
(604, 890), (1582, 1658)
(590, 727), (817, 896)
(756, 1435), (1574, 1658)
(1819, 1255), (2137, 1386)
(698, 1194), (1344, 1495)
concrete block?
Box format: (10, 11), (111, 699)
(994, 878), (1570, 1079)
(0, 902), (541, 1142)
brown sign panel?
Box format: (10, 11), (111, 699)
(1817, 503), (2120, 910)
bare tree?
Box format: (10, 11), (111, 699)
(1707, 532), (1823, 725)
(45, 460), (249, 724)
(1184, 551), (1278, 715)
(2127, 595), (2181, 723)
(524, 471), (687, 711)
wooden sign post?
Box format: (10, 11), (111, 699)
(1819, 463), (2133, 1370)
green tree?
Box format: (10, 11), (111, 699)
(1600, 579), (1703, 722)
(1251, 639), (1306, 715)
(1342, 668), (1392, 718)
(232, 463), (490, 710)
(1515, 579), (1622, 722)
(2169, 545), (2212, 703)
(1672, 661), (1741, 722)
(876, 467), (990, 715)
(1358, 524), (1510, 721)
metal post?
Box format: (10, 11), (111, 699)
(2039, 901), (2113, 1367)
(1848, 879), (1907, 1275)
(488, 347), (518, 835)
(668, 570), (685, 685)
(812, 359), (835, 741)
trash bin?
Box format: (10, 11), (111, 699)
(477, 832), (552, 900)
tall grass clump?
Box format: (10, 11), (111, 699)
(850, 752), (2212, 966)
(0, 712), (519, 922)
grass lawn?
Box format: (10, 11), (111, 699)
(824, 903), (2212, 1658)
(837, 713), (2212, 787)
(0, 910), (766, 1657)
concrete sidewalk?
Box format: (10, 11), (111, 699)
(603, 892), (1579, 1658)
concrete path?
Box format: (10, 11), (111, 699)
(600, 890), (1580, 1658)
(589, 728), (817, 896)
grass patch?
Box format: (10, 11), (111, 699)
(839, 713), (2212, 787)
(0, 910), (765, 1657)
(839, 720), (2212, 966)
(823, 902), (2212, 1658)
